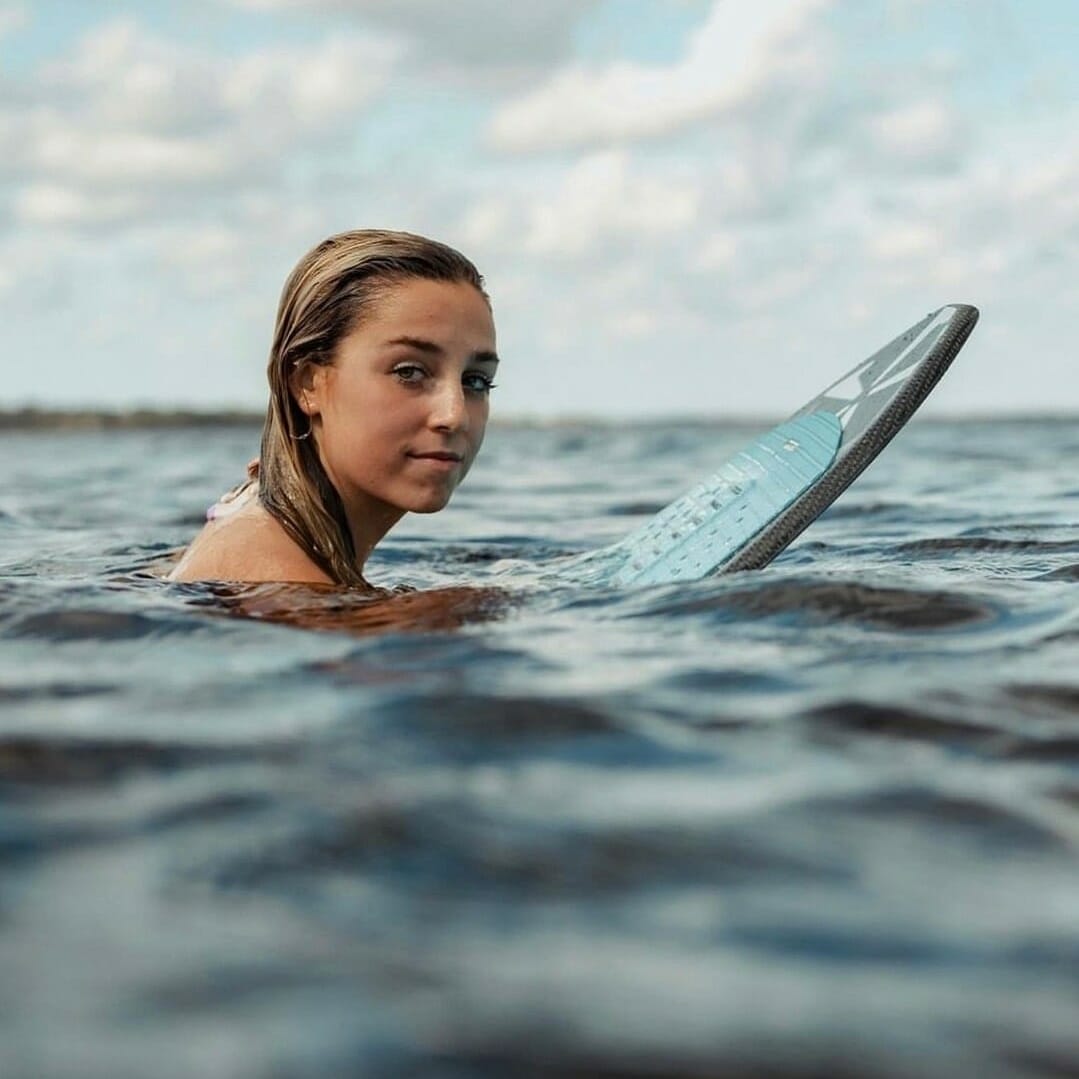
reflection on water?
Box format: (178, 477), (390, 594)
(1, 420), (1078, 1078)
(173, 579), (518, 637)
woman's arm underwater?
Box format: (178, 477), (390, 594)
(176, 578), (514, 637)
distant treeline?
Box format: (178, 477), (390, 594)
(1, 408), (1066, 433)
(0, 408), (755, 432)
(0, 408), (263, 431)
(0, 407), (773, 432)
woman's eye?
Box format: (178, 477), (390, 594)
(463, 373), (497, 394)
(393, 364), (426, 384)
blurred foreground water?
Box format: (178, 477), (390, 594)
(1, 419), (1078, 1078)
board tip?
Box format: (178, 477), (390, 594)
(940, 302), (980, 323)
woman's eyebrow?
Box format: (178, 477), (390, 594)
(385, 336), (499, 365)
(385, 335), (442, 354)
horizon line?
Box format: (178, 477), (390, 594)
(1, 405), (1077, 432)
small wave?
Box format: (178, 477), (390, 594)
(389, 693), (621, 741)
(169, 512), (212, 527)
(999, 736), (1079, 762)
(643, 578), (993, 630)
(896, 536), (1079, 556)
(1034, 564), (1079, 581)
(606, 501), (667, 516)
(140, 789), (275, 833)
(808, 786), (1067, 852)
(1049, 783), (1079, 810)
(0, 735), (268, 788)
(0, 681), (116, 704)
(1002, 1045), (1079, 1079)
(8, 607), (203, 641)
(208, 790), (849, 900)
(662, 667), (800, 696)
(802, 700), (998, 746)
(434, 543), (547, 565)
(1000, 682), (1079, 716)
(414, 1049), (900, 1079)
(821, 500), (915, 521)
(804, 693), (1079, 761)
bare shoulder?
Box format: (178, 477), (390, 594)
(167, 503), (333, 584)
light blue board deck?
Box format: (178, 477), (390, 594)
(536, 304), (979, 589)
(614, 413), (841, 587)
(561, 412), (842, 588)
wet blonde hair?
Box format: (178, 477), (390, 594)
(258, 229), (487, 587)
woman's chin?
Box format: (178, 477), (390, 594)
(404, 488), (455, 514)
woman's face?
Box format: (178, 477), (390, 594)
(301, 277), (497, 530)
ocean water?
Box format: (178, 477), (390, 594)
(1, 419), (1078, 1079)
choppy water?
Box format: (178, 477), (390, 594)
(2, 419), (1078, 1079)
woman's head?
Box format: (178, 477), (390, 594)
(259, 229), (494, 587)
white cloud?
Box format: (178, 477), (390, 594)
(1, 19), (399, 228)
(454, 64), (1077, 412)
(155, 224), (247, 296)
(608, 309), (660, 340)
(30, 129), (232, 187)
(866, 99), (963, 171)
(0, 3), (26, 42)
(487, 0), (835, 152)
(883, 131), (1078, 283)
(12, 183), (144, 227)
(869, 222), (938, 261)
(221, 35), (394, 129)
(220, 0), (599, 73)
(694, 231), (739, 272)
(457, 200), (515, 251)
(524, 151), (701, 258)
(459, 150), (701, 263)
(38, 20), (227, 136)
(1010, 143), (1079, 221)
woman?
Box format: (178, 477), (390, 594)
(169, 229), (498, 589)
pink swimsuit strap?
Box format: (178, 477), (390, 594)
(206, 479), (257, 521)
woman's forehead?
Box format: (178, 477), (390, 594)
(363, 278), (495, 340)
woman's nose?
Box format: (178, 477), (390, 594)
(429, 378), (468, 432)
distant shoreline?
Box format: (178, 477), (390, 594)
(0, 408), (263, 431)
(1, 408), (1075, 432)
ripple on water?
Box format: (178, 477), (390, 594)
(0, 680), (117, 704)
(641, 578), (994, 631)
(391, 693), (620, 741)
(803, 786), (1068, 854)
(8, 607), (204, 642)
(820, 500), (915, 521)
(0, 735), (280, 788)
(606, 500), (667, 516)
(801, 700), (1002, 748)
(205, 788), (855, 902)
(895, 535), (1079, 556)
(1001, 682), (1079, 716)
(1035, 563), (1079, 581)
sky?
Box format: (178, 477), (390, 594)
(0, 0), (1075, 418)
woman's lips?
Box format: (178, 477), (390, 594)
(408, 451), (463, 470)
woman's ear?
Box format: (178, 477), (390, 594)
(288, 361), (324, 417)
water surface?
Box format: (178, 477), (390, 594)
(2, 419), (1078, 1078)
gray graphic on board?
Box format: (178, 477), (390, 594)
(793, 310), (950, 452)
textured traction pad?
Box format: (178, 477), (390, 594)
(531, 304), (978, 590)
(611, 413), (841, 587)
